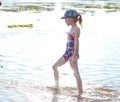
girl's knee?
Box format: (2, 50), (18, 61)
(52, 65), (55, 70)
(52, 64), (57, 71)
(73, 71), (80, 77)
(69, 59), (76, 67)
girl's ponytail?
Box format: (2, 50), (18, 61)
(77, 13), (83, 27)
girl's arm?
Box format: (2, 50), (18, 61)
(73, 28), (80, 55)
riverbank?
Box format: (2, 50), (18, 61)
(0, 1), (120, 12)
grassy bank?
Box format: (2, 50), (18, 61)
(85, 4), (120, 9)
(0, 2), (120, 12)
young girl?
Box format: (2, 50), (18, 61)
(52, 9), (83, 96)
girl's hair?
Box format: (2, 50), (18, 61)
(72, 12), (83, 27)
(77, 13), (83, 27)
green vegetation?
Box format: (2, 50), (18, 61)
(8, 24), (33, 28)
(103, 4), (120, 9)
(85, 4), (101, 9)
(85, 4), (120, 9)
(18, 3), (55, 11)
(19, 5), (41, 11)
(1, 2), (120, 12)
(61, 2), (120, 12)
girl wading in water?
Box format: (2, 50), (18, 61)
(52, 9), (83, 97)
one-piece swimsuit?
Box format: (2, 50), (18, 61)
(63, 32), (79, 61)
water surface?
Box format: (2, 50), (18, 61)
(0, 1), (120, 102)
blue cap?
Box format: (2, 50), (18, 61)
(61, 9), (78, 19)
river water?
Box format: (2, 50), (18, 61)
(0, 1), (120, 102)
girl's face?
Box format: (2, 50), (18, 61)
(65, 17), (72, 26)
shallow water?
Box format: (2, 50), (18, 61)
(0, 1), (120, 102)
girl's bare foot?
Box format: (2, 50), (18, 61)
(55, 80), (59, 89)
(77, 92), (82, 99)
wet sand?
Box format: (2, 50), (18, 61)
(0, 80), (120, 102)
(23, 86), (120, 102)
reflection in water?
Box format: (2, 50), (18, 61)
(51, 88), (60, 102)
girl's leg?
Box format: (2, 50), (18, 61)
(69, 57), (83, 94)
(52, 56), (66, 87)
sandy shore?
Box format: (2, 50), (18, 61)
(20, 85), (120, 102)
(20, 86), (94, 102)
(1, 79), (119, 102)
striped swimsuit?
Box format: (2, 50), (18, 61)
(63, 32), (78, 61)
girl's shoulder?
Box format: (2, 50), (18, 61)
(73, 26), (80, 34)
(76, 26), (80, 30)
(70, 27), (80, 37)
(71, 26), (80, 32)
